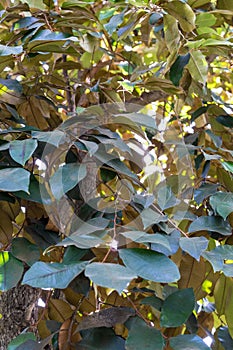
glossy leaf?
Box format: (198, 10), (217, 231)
(179, 237), (209, 261)
(11, 238), (40, 266)
(78, 328), (125, 350)
(0, 168), (30, 193)
(119, 248), (180, 283)
(210, 192), (233, 220)
(49, 163), (87, 200)
(22, 261), (88, 289)
(126, 318), (164, 350)
(85, 263), (137, 294)
(170, 334), (211, 350)
(160, 288), (195, 327)
(0, 45), (23, 56)
(170, 54), (190, 86)
(7, 333), (37, 350)
(9, 139), (38, 165)
(0, 252), (24, 291)
(188, 216), (232, 235)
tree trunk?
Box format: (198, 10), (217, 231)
(0, 284), (41, 350)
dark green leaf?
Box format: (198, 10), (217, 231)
(63, 246), (87, 264)
(170, 334), (211, 350)
(179, 237), (209, 261)
(170, 54), (190, 86)
(85, 263), (137, 294)
(216, 115), (233, 128)
(78, 328), (125, 350)
(222, 161), (233, 173)
(126, 317), (164, 350)
(210, 192), (233, 220)
(7, 333), (37, 350)
(194, 183), (219, 205)
(0, 252), (24, 291)
(119, 248), (180, 283)
(22, 261), (88, 289)
(188, 216), (232, 235)
(140, 296), (163, 311)
(11, 238), (40, 266)
(49, 163), (86, 200)
(160, 288), (195, 327)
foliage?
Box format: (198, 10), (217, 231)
(0, 0), (232, 349)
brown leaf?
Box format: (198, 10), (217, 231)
(59, 318), (82, 350)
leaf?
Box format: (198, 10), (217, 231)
(194, 183), (219, 205)
(203, 245), (233, 275)
(31, 130), (66, 147)
(0, 45), (23, 56)
(179, 237), (209, 261)
(157, 186), (180, 210)
(49, 163), (87, 200)
(119, 248), (180, 283)
(164, 14), (180, 52)
(0, 168), (30, 193)
(77, 328), (125, 350)
(126, 317), (164, 350)
(217, 326), (233, 350)
(186, 50), (208, 84)
(22, 261), (88, 289)
(141, 208), (167, 229)
(140, 296), (163, 311)
(170, 54), (191, 86)
(216, 115), (233, 128)
(7, 333), (37, 350)
(0, 78), (23, 93)
(210, 192), (233, 220)
(9, 139), (38, 165)
(0, 252), (24, 291)
(170, 334), (211, 350)
(164, 1), (196, 32)
(222, 161), (233, 173)
(11, 238), (40, 266)
(85, 263), (137, 294)
(196, 12), (216, 27)
(188, 216), (232, 235)
(160, 288), (195, 327)
(104, 13), (124, 35)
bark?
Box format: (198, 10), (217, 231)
(0, 284), (41, 350)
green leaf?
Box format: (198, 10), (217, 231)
(157, 186), (180, 210)
(0, 45), (23, 56)
(222, 161), (233, 173)
(216, 115), (233, 128)
(0, 252), (24, 291)
(194, 183), (219, 205)
(188, 216), (232, 235)
(9, 139), (38, 165)
(126, 318), (164, 350)
(196, 12), (216, 27)
(15, 175), (51, 204)
(186, 50), (208, 84)
(78, 328), (125, 350)
(203, 245), (233, 275)
(164, 1), (196, 32)
(210, 192), (233, 220)
(160, 288), (195, 327)
(170, 54), (190, 86)
(0, 168), (30, 193)
(11, 238), (40, 266)
(170, 334), (211, 350)
(179, 237), (209, 261)
(141, 208), (167, 229)
(63, 246), (88, 264)
(49, 163), (87, 200)
(119, 248), (180, 283)
(140, 296), (163, 311)
(31, 130), (66, 147)
(7, 333), (37, 350)
(120, 231), (173, 254)
(22, 261), (88, 289)
(85, 263), (137, 294)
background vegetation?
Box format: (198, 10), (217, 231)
(0, 0), (233, 349)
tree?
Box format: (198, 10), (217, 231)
(0, 0), (232, 349)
